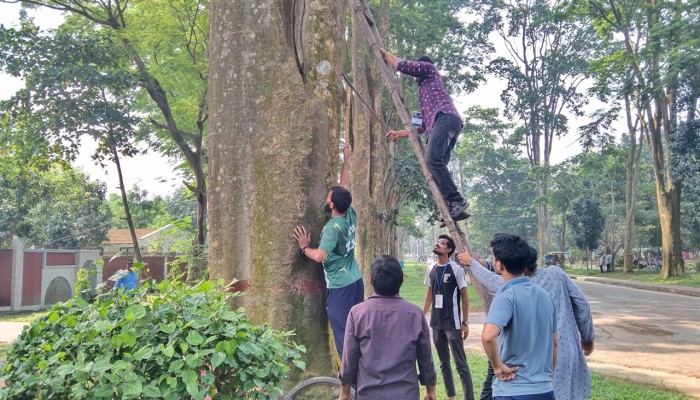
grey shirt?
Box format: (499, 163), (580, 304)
(467, 260), (595, 400)
(339, 294), (437, 399)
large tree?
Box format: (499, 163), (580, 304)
(586, 0), (700, 277)
(1, 0), (211, 279)
(468, 0), (597, 258)
(208, 0), (344, 378)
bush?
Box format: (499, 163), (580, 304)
(0, 280), (304, 399)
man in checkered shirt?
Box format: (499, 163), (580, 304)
(381, 48), (469, 222)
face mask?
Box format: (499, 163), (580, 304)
(324, 202), (332, 214)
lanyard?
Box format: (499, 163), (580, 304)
(436, 264), (448, 293)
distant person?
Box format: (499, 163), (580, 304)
(380, 48), (469, 223)
(458, 242), (594, 400)
(479, 234), (557, 400)
(113, 259), (137, 293)
(605, 253), (612, 272)
(599, 253), (605, 274)
(424, 234), (474, 400)
(339, 255), (437, 400)
(293, 143), (364, 359)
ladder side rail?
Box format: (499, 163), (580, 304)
(353, 0), (493, 311)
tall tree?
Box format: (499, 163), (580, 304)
(586, 0), (700, 277)
(1, 0), (211, 279)
(566, 198), (605, 266)
(469, 0), (596, 258)
(208, 0), (344, 377)
(0, 21), (147, 260)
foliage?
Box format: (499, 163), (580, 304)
(0, 280), (304, 400)
(0, 157), (111, 248)
(566, 198), (605, 253)
(454, 107), (537, 249)
(106, 185), (171, 230)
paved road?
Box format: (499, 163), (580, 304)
(465, 280), (700, 398)
(578, 280), (700, 398)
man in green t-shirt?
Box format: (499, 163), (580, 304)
(293, 143), (364, 358)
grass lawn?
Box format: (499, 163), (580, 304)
(401, 261), (693, 399)
(566, 266), (700, 288)
(0, 310), (49, 323)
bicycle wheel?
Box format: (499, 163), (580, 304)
(284, 376), (351, 400)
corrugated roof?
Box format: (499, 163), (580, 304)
(105, 228), (158, 244)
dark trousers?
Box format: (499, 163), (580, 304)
(494, 391), (555, 400)
(425, 113), (463, 204)
(433, 328), (475, 400)
(606, 263), (611, 272)
(327, 278), (364, 359)
(599, 264), (604, 273)
(480, 360), (495, 400)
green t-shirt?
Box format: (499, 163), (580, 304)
(318, 205), (362, 289)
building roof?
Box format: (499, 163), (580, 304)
(105, 228), (158, 245)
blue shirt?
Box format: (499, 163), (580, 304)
(485, 277), (557, 397)
(114, 271), (138, 293)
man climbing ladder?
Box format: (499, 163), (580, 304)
(381, 48), (470, 223)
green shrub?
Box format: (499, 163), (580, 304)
(0, 280), (304, 399)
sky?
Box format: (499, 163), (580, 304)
(0, 3), (614, 198)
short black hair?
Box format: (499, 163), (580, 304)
(489, 233), (530, 275)
(416, 55), (434, 64)
(330, 186), (352, 213)
(438, 234), (456, 257)
(371, 255), (404, 296)
(526, 245), (538, 272)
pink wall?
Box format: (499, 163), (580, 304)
(46, 252), (76, 266)
(102, 257), (173, 286)
(22, 252), (43, 306)
(0, 249), (12, 307)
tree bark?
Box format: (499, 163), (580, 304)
(208, 0), (344, 379)
(350, 0), (397, 293)
(112, 145), (142, 263)
(623, 96), (643, 272)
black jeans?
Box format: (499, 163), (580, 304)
(480, 360), (495, 400)
(425, 113), (464, 204)
(433, 328), (475, 400)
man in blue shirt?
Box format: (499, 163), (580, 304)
(482, 234), (558, 400)
(113, 259), (137, 294)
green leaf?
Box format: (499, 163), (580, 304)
(122, 380), (143, 398)
(134, 345), (154, 361)
(211, 351), (226, 368)
(94, 384), (113, 397)
(181, 369), (197, 387)
(142, 383), (161, 398)
(72, 297), (89, 308)
(163, 345), (175, 358)
(186, 330), (204, 346)
(124, 304), (147, 320)
(48, 311), (59, 323)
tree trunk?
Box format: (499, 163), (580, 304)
(208, 0), (343, 379)
(536, 181), (550, 260)
(112, 145), (142, 263)
(658, 185), (684, 278)
(623, 97), (643, 272)
(350, 0), (396, 293)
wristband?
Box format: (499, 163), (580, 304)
(301, 246), (309, 255)
(461, 321), (469, 326)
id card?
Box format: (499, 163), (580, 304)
(435, 294), (443, 309)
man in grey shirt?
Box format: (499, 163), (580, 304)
(339, 255), (437, 400)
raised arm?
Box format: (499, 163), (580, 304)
(456, 252), (505, 293)
(379, 47), (399, 69)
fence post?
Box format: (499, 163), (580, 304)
(11, 236), (25, 311)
